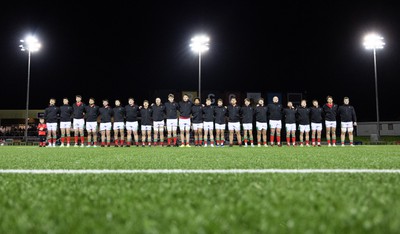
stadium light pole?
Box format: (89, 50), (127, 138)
(190, 35), (209, 101)
(19, 36), (41, 143)
(363, 33), (385, 140)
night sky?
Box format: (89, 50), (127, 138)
(1, 1), (399, 121)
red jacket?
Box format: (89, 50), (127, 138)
(38, 123), (47, 136)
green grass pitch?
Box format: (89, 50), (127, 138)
(1, 146), (400, 233)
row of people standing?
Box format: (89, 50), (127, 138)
(43, 93), (356, 147)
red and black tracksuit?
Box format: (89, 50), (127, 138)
(37, 123), (47, 147)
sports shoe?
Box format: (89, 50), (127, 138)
(210, 144), (214, 147)
(80, 144), (84, 147)
(74, 144), (78, 147)
(93, 145), (97, 148)
(60, 144), (64, 147)
(258, 144), (261, 147)
(204, 144), (208, 147)
(300, 144), (304, 147)
(186, 144), (191, 147)
(244, 144), (248, 147)
(328, 143), (332, 147)
(350, 144), (355, 147)
(180, 145), (185, 147)
(66, 144), (70, 147)
(332, 143), (336, 147)
(341, 144), (345, 147)
(86, 145), (91, 147)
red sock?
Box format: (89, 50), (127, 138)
(102, 142), (105, 146)
(312, 138), (315, 143)
(270, 135), (274, 144)
(61, 137), (65, 143)
(244, 139), (248, 144)
(333, 139), (336, 144)
(168, 138), (171, 145)
(250, 140), (253, 144)
(327, 140), (331, 144)
(80, 136), (84, 144)
(120, 140), (124, 145)
(306, 140), (309, 145)
(127, 141), (131, 146)
(75, 136), (78, 144)
(292, 137), (296, 144)
(317, 138), (321, 143)
(286, 137), (290, 144)
(173, 137), (177, 144)
(93, 142), (97, 145)
(277, 136), (281, 143)
(115, 140), (119, 145)
(67, 136), (71, 143)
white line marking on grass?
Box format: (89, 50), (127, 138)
(1, 169), (400, 174)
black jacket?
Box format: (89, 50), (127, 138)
(165, 102), (179, 119)
(255, 105), (268, 122)
(323, 103), (338, 121)
(267, 103), (283, 121)
(338, 105), (357, 122)
(152, 104), (165, 121)
(113, 106), (125, 122)
(99, 106), (113, 123)
(214, 106), (227, 124)
(125, 104), (139, 122)
(310, 106), (323, 123)
(202, 105), (214, 122)
(73, 102), (86, 119)
(227, 104), (241, 122)
(241, 105), (254, 124)
(59, 105), (73, 122)
(44, 105), (59, 123)
(191, 105), (203, 123)
(85, 105), (99, 122)
(178, 101), (192, 118)
(283, 107), (297, 124)
(296, 107), (310, 125)
(140, 108), (153, 125)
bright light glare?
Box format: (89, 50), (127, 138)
(363, 34), (385, 50)
(20, 36), (41, 52)
(190, 35), (210, 53)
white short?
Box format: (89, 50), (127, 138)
(192, 123), (203, 130)
(203, 121), (214, 130)
(113, 122), (125, 130)
(100, 122), (112, 131)
(299, 124), (310, 132)
(285, 123), (296, 131)
(47, 123), (58, 131)
(311, 122), (322, 131)
(126, 121), (138, 131)
(215, 123), (226, 130)
(325, 121), (337, 128)
(341, 122), (354, 132)
(179, 118), (191, 131)
(60, 121), (71, 129)
(166, 119), (178, 131)
(256, 122), (268, 130)
(242, 123), (253, 130)
(73, 118), (85, 130)
(153, 121), (165, 130)
(141, 125), (152, 131)
(86, 122), (98, 131)
(269, 120), (282, 129)
(228, 122), (240, 131)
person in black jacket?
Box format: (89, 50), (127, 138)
(323, 95), (339, 147)
(113, 99), (126, 147)
(191, 98), (203, 146)
(44, 98), (59, 147)
(296, 99), (311, 147)
(165, 94), (179, 146)
(99, 99), (113, 147)
(178, 94), (192, 147)
(310, 100), (323, 146)
(59, 97), (73, 147)
(125, 98), (140, 147)
(241, 98), (254, 147)
(267, 96), (283, 146)
(140, 100), (153, 147)
(85, 98), (99, 147)
(283, 101), (297, 146)
(202, 98), (215, 147)
(214, 98), (227, 147)
(72, 95), (86, 147)
(152, 97), (166, 146)
(338, 97), (357, 146)
(255, 98), (268, 147)
(227, 97), (242, 147)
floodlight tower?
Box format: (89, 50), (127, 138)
(363, 34), (385, 140)
(190, 35), (209, 101)
(19, 36), (41, 143)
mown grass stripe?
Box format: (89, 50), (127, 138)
(1, 169), (400, 174)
